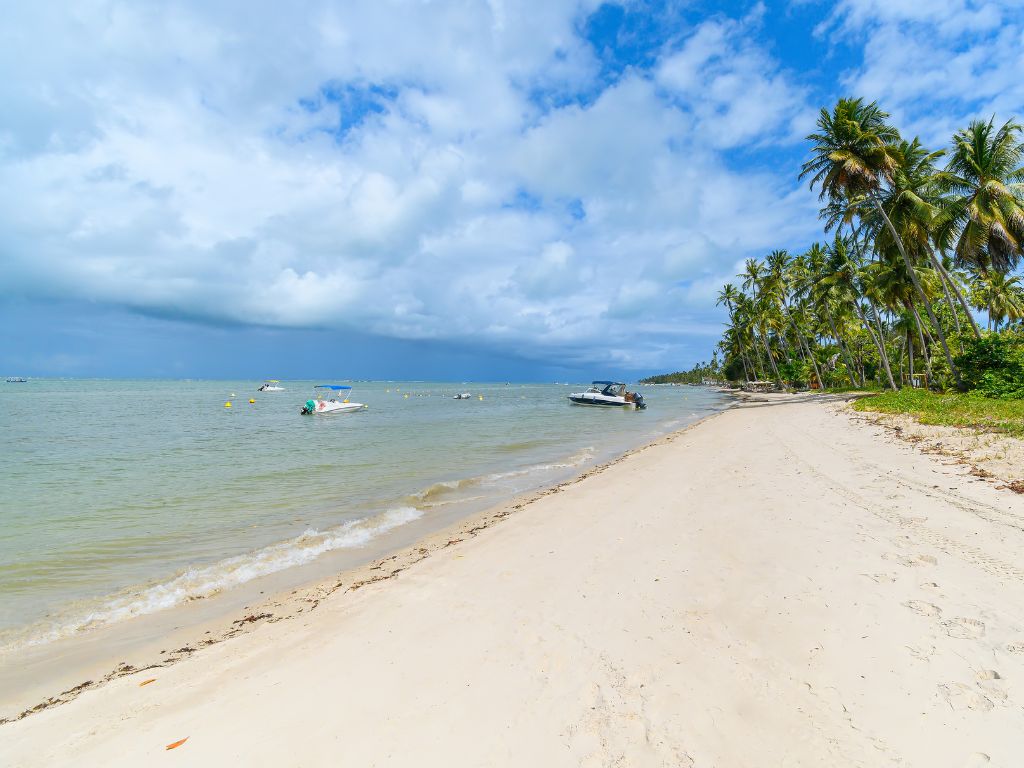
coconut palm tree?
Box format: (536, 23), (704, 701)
(972, 272), (1024, 330)
(935, 117), (1024, 276)
(820, 234), (898, 390)
(716, 284), (753, 381)
(801, 98), (962, 386)
(870, 138), (981, 338)
(799, 243), (861, 387)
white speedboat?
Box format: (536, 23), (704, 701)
(300, 385), (367, 415)
(258, 380), (285, 392)
(6, 376), (27, 383)
(453, 392), (472, 399)
(568, 381), (646, 410)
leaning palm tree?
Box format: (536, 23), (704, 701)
(935, 117), (1024, 276)
(800, 98), (962, 386)
(870, 138), (981, 338)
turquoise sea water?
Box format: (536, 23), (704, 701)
(0, 379), (729, 650)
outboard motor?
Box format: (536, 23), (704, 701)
(632, 392), (646, 410)
(300, 399), (316, 415)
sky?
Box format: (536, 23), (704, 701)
(1, 0), (1022, 380)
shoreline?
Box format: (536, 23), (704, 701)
(6, 391), (1023, 766)
(1, 395), (736, 723)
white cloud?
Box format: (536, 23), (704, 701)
(821, 0), (1024, 146)
(0, 0), (825, 371)
(656, 12), (814, 148)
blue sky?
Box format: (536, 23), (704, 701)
(1, 0), (1021, 380)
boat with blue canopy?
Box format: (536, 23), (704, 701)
(300, 385), (367, 415)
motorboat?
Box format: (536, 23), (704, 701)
(453, 392), (472, 399)
(5, 377), (27, 383)
(568, 381), (646, 410)
(300, 385), (367, 415)
(258, 380), (285, 392)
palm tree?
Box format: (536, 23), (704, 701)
(935, 117), (1024, 276)
(716, 284), (753, 381)
(800, 243), (861, 387)
(972, 272), (1024, 330)
(871, 138), (980, 338)
(801, 98), (962, 387)
(820, 234), (898, 390)
(738, 261), (784, 386)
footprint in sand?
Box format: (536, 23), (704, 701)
(884, 553), (937, 568)
(942, 617), (986, 640)
(907, 643), (935, 661)
(1006, 642), (1024, 655)
(903, 600), (942, 617)
(962, 753), (990, 767)
(975, 670), (1009, 704)
(938, 682), (994, 712)
(862, 573), (897, 584)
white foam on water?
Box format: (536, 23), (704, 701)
(0, 506), (423, 653)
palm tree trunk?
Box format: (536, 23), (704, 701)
(867, 300), (898, 390)
(799, 334), (823, 390)
(926, 245), (981, 339)
(872, 198), (962, 388)
(853, 300), (897, 390)
(739, 353), (751, 383)
(780, 303), (823, 387)
(759, 328), (784, 387)
(908, 303), (934, 385)
(826, 313), (859, 388)
(908, 330), (914, 386)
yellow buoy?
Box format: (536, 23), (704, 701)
(249, 398), (255, 404)
(478, 395), (484, 400)
(404, 393), (409, 399)
(224, 401), (232, 408)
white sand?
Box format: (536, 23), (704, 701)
(3, 393), (1024, 767)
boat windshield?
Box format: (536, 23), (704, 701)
(315, 385), (352, 400)
(601, 383), (625, 396)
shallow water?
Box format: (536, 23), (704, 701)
(0, 379), (728, 649)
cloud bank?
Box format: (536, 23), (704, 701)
(1, 1), (1021, 373)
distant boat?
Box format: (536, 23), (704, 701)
(453, 392), (472, 399)
(568, 381), (646, 410)
(258, 380), (285, 392)
(300, 385), (368, 415)
(6, 376), (27, 383)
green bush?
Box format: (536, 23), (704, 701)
(955, 331), (1024, 399)
(778, 359), (810, 388)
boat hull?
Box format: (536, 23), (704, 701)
(310, 402), (367, 414)
(567, 395), (636, 408)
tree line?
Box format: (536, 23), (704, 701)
(713, 99), (1024, 397)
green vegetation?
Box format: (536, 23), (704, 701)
(853, 389), (1024, 439)
(956, 331), (1024, 399)
(709, 99), (1024, 397)
(640, 358), (721, 385)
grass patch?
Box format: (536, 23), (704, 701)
(853, 389), (1024, 439)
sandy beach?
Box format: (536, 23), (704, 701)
(4, 392), (1024, 767)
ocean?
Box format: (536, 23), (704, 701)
(0, 379), (729, 652)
